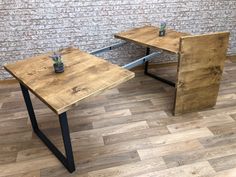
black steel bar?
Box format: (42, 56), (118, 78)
(90, 41), (127, 55)
(144, 47), (150, 74)
(20, 83), (76, 173)
(143, 47), (176, 87)
(145, 72), (176, 87)
(59, 112), (75, 172)
(20, 83), (39, 131)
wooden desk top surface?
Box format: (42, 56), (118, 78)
(4, 48), (134, 115)
(115, 26), (190, 54)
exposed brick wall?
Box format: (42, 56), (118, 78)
(1, 0), (236, 79)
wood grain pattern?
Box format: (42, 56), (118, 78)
(174, 32), (230, 115)
(137, 140), (203, 160)
(211, 168), (236, 177)
(167, 114), (234, 133)
(163, 143), (236, 168)
(135, 161), (215, 177)
(4, 48), (134, 114)
(209, 154), (236, 172)
(116, 26), (230, 115)
(115, 26), (189, 54)
(87, 158), (167, 177)
(1, 60), (236, 176)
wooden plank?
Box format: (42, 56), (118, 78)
(105, 100), (153, 112)
(71, 121), (149, 137)
(16, 147), (51, 162)
(115, 26), (189, 54)
(199, 132), (236, 148)
(137, 140), (203, 160)
(5, 171), (40, 177)
(40, 166), (88, 177)
(209, 154), (236, 172)
(0, 156), (60, 177)
(208, 121), (236, 135)
(167, 114), (234, 133)
(93, 111), (168, 129)
(69, 109), (131, 127)
(211, 168), (236, 177)
(76, 151), (141, 174)
(135, 161), (215, 177)
(148, 127), (213, 146)
(4, 48), (134, 114)
(103, 127), (169, 145)
(199, 105), (236, 117)
(87, 158), (166, 177)
(163, 143), (236, 168)
(75, 137), (153, 161)
(174, 32), (230, 115)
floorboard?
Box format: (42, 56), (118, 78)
(1, 60), (236, 176)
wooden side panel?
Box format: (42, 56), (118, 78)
(174, 32), (230, 115)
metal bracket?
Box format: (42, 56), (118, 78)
(90, 41), (127, 55)
(122, 52), (162, 70)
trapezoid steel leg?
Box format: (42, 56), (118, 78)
(20, 83), (76, 173)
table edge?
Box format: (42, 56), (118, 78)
(4, 65), (60, 114)
(114, 34), (180, 54)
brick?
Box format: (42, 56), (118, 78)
(0, 0), (236, 79)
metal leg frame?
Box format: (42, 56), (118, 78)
(20, 83), (75, 173)
(144, 48), (176, 87)
(90, 41), (175, 87)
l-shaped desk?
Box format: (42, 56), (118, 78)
(4, 26), (229, 173)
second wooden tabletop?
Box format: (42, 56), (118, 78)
(115, 26), (190, 54)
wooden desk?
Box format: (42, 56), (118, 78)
(4, 48), (134, 172)
(115, 25), (187, 86)
(115, 26), (229, 115)
(115, 25), (189, 53)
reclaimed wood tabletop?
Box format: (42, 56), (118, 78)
(4, 48), (135, 115)
(115, 26), (190, 54)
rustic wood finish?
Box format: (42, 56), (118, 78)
(115, 26), (230, 115)
(115, 26), (190, 53)
(1, 59), (236, 176)
(174, 32), (230, 115)
(4, 48), (134, 114)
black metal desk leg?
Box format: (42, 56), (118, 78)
(59, 112), (75, 172)
(144, 47), (150, 74)
(143, 48), (176, 87)
(20, 83), (39, 132)
(20, 83), (76, 173)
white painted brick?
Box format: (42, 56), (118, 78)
(0, 0), (235, 79)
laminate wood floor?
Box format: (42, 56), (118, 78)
(1, 60), (236, 177)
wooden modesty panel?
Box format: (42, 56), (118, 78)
(4, 48), (134, 115)
(174, 32), (230, 115)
